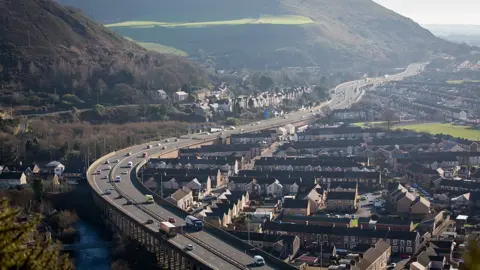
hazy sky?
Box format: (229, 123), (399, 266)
(373, 0), (480, 25)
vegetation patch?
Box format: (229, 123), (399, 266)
(106, 15), (316, 28)
(124, 37), (187, 56)
(395, 123), (480, 140)
(446, 79), (480, 84)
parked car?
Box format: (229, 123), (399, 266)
(184, 244), (194, 251)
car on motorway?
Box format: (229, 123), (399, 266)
(157, 143), (162, 146)
(174, 138), (179, 142)
(126, 152), (132, 156)
(229, 126), (236, 130)
(95, 170), (101, 175)
(122, 170), (128, 175)
(164, 139), (169, 142)
(104, 160), (110, 164)
(184, 244), (194, 251)
(142, 152), (148, 157)
(145, 219), (154, 224)
(147, 145), (153, 149)
(253, 255), (265, 266)
(104, 189), (111, 195)
(162, 146), (167, 150)
(114, 176), (121, 182)
(115, 159), (120, 163)
(105, 166), (111, 170)
(126, 201), (133, 205)
(168, 217), (176, 223)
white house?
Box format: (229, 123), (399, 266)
(151, 89), (167, 100)
(45, 161), (65, 176)
(266, 180), (283, 197)
(458, 110), (467, 121)
(166, 187), (193, 210)
(0, 172), (27, 188)
(173, 91), (189, 102)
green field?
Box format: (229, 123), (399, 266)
(106, 15), (316, 29)
(353, 121), (386, 128)
(396, 123), (480, 140)
(446, 79), (480, 84)
(124, 37), (187, 56)
(136, 42), (188, 56)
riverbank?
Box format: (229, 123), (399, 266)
(74, 221), (111, 270)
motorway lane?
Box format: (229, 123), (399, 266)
(92, 147), (246, 270)
(93, 141), (271, 270)
(89, 62), (425, 269)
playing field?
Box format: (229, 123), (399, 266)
(106, 15), (316, 29)
(396, 123), (480, 140)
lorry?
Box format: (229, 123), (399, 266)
(185, 215), (203, 231)
(145, 194), (154, 204)
(158, 221), (177, 237)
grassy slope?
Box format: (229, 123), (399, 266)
(123, 37), (187, 56)
(56, 0), (455, 69)
(106, 15), (315, 28)
(0, 0), (206, 105)
(397, 123), (480, 140)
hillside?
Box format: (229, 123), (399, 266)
(0, 0), (206, 109)
(56, 0), (460, 70)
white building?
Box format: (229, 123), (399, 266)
(152, 89), (167, 100)
(266, 180), (283, 198)
(173, 91), (189, 102)
(45, 161), (65, 176)
(0, 172), (27, 188)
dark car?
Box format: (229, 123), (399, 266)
(146, 219), (154, 224)
(126, 201), (133, 205)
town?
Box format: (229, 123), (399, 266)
(2, 61), (480, 270)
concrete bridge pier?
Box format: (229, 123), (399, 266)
(91, 191), (214, 270)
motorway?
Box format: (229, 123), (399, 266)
(88, 62), (425, 270)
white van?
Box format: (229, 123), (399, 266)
(253, 255), (265, 266)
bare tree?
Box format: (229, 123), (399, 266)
(383, 109), (396, 134)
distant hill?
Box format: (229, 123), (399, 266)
(0, 0), (206, 109)
(423, 24), (480, 46)
(56, 0), (462, 70)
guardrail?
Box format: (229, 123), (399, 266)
(87, 155), (214, 269)
(130, 159), (249, 270)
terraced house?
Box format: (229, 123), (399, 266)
(296, 127), (385, 140)
(253, 156), (365, 171)
(262, 222), (422, 255)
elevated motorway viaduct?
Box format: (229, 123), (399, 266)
(87, 63), (425, 269)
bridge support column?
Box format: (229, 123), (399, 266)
(167, 248), (172, 270)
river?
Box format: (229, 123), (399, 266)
(74, 221), (111, 270)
